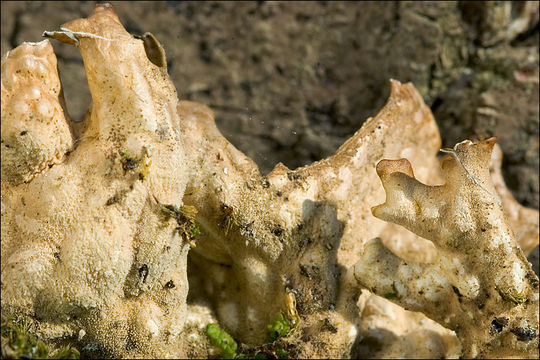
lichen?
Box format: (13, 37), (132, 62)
(352, 138), (539, 358)
(1, 3), (538, 359)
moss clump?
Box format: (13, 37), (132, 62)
(189, 222), (201, 238)
(161, 204), (200, 247)
(383, 282), (399, 300)
(1, 316), (80, 359)
(205, 316), (292, 359)
(498, 288), (527, 305)
(206, 323), (238, 359)
(118, 149), (139, 172)
(266, 313), (292, 343)
(218, 204), (239, 235)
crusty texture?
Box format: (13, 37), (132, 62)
(355, 291), (461, 359)
(178, 78), (444, 350)
(1, 40), (73, 185)
(1, 3), (538, 359)
(490, 143), (539, 256)
(352, 138), (539, 358)
(2, 4), (190, 358)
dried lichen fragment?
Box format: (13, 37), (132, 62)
(118, 149), (139, 171)
(134, 32), (167, 68)
(217, 204), (239, 235)
(498, 287), (527, 305)
(161, 204), (199, 247)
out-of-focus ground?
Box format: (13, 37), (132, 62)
(1, 1), (538, 270)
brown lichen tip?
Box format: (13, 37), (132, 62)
(375, 158), (415, 179)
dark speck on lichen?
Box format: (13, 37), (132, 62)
(510, 327), (537, 341)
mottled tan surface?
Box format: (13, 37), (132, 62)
(354, 138), (539, 358)
(1, 2), (538, 211)
(1, 4), (538, 359)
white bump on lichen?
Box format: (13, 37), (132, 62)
(348, 324), (358, 340)
(511, 261), (527, 292)
(26, 86), (41, 100)
(147, 319), (159, 337)
(13, 100), (29, 115)
(243, 256), (269, 284)
(36, 99), (53, 118)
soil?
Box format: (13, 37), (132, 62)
(1, 0), (538, 283)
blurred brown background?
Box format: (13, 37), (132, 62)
(1, 1), (538, 269)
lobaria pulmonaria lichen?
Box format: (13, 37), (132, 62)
(1, 3), (538, 359)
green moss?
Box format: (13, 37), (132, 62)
(1, 316), (80, 359)
(274, 345), (289, 359)
(206, 323), (238, 359)
(118, 149), (139, 172)
(161, 204), (199, 246)
(266, 313), (292, 343)
(189, 222), (201, 238)
(383, 282), (399, 300)
(205, 315), (292, 359)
